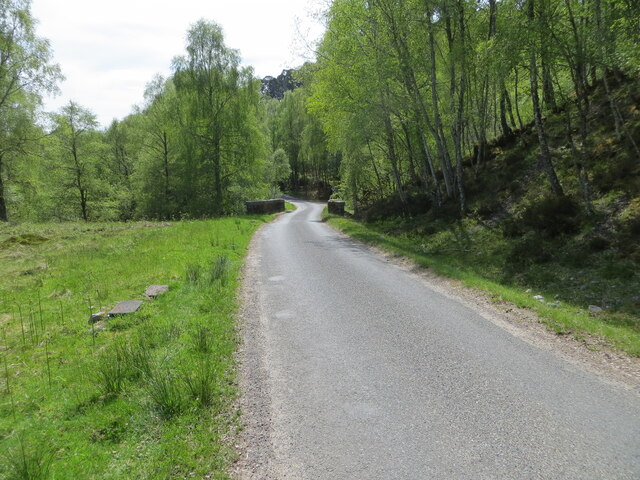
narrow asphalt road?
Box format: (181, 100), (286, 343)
(239, 200), (640, 479)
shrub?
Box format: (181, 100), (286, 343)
(360, 194), (432, 222)
(506, 232), (553, 268)
(504, 195), (581, 238)
(614, 197), (640, 261)
(520, 195), (581, 237)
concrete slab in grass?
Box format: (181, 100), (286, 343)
(109, 300), (143, 316)
(145, 285), (169, 298)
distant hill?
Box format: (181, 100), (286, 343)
(261, 69), (301, 100)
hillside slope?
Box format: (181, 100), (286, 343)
(334, 75), (640, 354)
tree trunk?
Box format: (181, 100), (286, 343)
(383, 111), (406, 204)
(453, 0), (467, 214)
(367, 141), (385, 199)
(593, 0), (640, 161)
(80, 187), (88, 221)
(528, 0), (564, 196)
(539, 3), (557, 112)
(500, 88), (514, 138)
(71, 136), (89, 221)
(503, 87), (517, 130)
(400, 120), (419, 186)
(213, 135), (223, 215)
(426, 9), (455, 197)
(514, 67), (525, 129)
(476, 0), (498, 165)
(542, 63), (556, 111)
(413, 111), (441, 206)
(0, 155), (7, 222)
(382, 1), (453, 198)
(162, 130), (171, 203)
(530, 55), (564, 196)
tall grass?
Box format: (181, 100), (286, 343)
(182, 359), (219, 409)
(0, 216), (270, 477)
(185, 264), (202, 285)
(96, 347), (126, 397)
(192, 325), (212, 354)
(208, 255), (231, 286)
(145, 365), (184, 419)
(2, 435), (53, 480)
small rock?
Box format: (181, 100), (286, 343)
(145, 285), (169, 299)
(632, 296), (640, 303)
(525, 289), (532, 293)
(533, 295), (545, 302)
(588, 305), (603, 313)
(547, 302), (559, 308)
(554, 294), (560, 299)
(88, 312), (107, 325)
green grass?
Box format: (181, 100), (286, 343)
(0, 216), (270, 479)
(324, 211), (640, 357)
(285, 202), (297, 211)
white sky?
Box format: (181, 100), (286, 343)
(31, 0), (326, 127)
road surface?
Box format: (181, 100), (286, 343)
(238, 200), (640, 479)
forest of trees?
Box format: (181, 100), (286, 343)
(309, 0), (640, 215)
(1, 0), (639, 222)
(0, 1), (329, 221)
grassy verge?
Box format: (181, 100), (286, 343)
(285, 202), (297, 211)
(0, 216), (269, 479)
(324, 211), (640, 357)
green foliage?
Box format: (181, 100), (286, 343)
(0, 0), (62, 222)
(48, 102), (109, 221)
(2, 14), (273, 222)
(265, 82), (337, 197)
(309, 0), (639, 214)
(170, 19), (268, 216)
(268, 148), (291, 191)
(504, 195), (582, 239)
